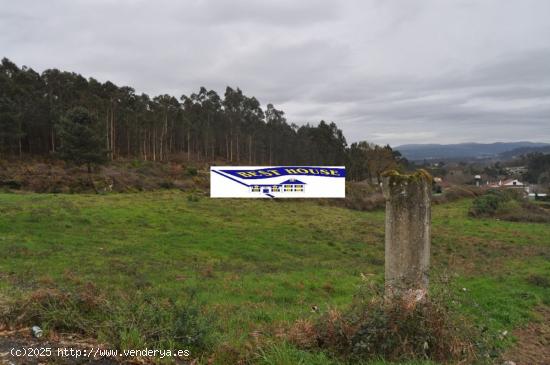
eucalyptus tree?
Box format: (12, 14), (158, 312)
(242, 95), (265, 165)
(0, 57), (401, 180)
(0, 58), (22, 156)
(223, 87), (247, 162)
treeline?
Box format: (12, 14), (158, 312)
(0, 58), (405, 179)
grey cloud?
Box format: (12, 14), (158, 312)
(182, 0), (340, 27)
(1, 0), (550, 144)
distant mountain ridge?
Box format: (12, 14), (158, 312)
(395, 142), (550, 161)
(498, 145), (550, 159)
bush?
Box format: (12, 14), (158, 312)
(468, 189), (520, 217)
(469, 189), (550, 222)
(349, 298), (476, 362)
(288, 282), (486, 364)
(469, 191), (505, 216)
(186, 166), (198, 176)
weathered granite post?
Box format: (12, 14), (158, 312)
(381, 170), (432, 300)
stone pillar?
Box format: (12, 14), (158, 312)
(381, 170), (432, 300)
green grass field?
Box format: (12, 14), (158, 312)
(0, 191), (549, 364)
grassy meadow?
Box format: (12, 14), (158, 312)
(0, 191), (549, 364)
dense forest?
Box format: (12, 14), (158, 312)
(0, 58), (404, 180)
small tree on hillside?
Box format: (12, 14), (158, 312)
(57, 107), (108, 173)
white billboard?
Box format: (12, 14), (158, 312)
(210, 166), (346, 198)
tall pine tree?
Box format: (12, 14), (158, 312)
(57, 107), (108, 173)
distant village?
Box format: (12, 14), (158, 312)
(428, 161), (549, 201)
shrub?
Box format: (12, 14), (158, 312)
(469, 189), (550, 222)
(468, 189), (515, 217)
(470, 191), (504, 216)
(288, 282), (486, 364)
(349, 297), (477, 362)
(186, 166), (198, 176)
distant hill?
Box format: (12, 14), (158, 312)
(498, 145), (550, 159)
(395, 142), (550, 161)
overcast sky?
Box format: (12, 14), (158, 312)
(2, 0), (550, 146)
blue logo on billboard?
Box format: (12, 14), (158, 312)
(220, 167), (345, 179)
(212, 166), (345, 198)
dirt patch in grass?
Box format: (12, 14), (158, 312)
(501, 306), (550, 365)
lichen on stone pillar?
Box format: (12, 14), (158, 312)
(381, 169), (432, 301)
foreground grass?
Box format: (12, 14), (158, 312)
(0, 191), (549, 363)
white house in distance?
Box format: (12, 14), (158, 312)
(488, 178), (523, 187)
(488, 178), (529, 193)
(502, 179), (524, 187)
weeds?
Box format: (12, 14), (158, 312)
(287, 281), (493, 364)
(1, 283), (213, 355)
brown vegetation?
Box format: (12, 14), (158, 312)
(501, 306), (550, 365)
(433, 185), (484, 204)
(286, 283), (484, 364)
(0, 158), (208, 193)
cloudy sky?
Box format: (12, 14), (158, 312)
(2, 0), (550, 146)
